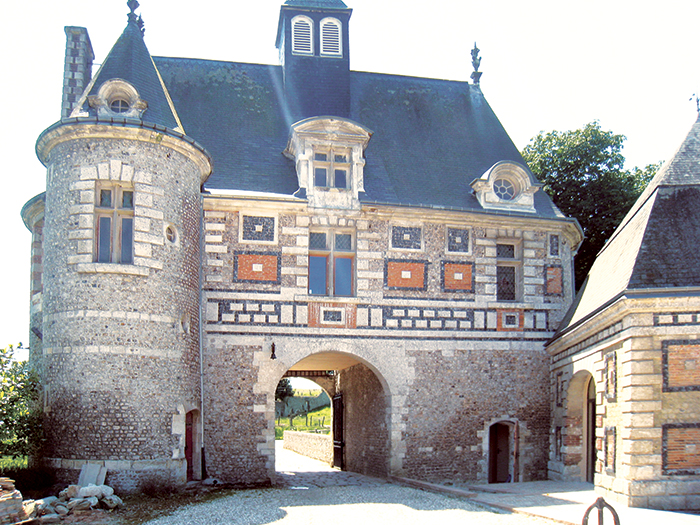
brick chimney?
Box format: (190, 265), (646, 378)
(62, 27), (94, 118)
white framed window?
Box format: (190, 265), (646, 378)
(308, 230), (354, 297)
(314, 148), (350, 189)
(292, 15), (313, 55)
(320, 17), (342, 56)
(95, 184), (134, 264)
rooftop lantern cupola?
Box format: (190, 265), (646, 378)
(276, 0), (352, 122)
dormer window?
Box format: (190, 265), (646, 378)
(292, 16), (313, 55)
(471, 161), (541, 213)
(320, 18), (342, 56)
(88, 79), (147, 119)
(284, 117), (372, 210)
(314, 150), (350, 189)
(493, 177), (518, 201)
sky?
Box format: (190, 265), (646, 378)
(2, 0), (699, 353)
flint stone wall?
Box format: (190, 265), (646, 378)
(283, 431), (333, 465)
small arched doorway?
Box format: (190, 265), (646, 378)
(565, 371), (596, 483)
(184, 409), (202, 481)
(488, 420), (518, 483)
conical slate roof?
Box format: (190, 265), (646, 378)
(552, 115), (700, 337)
(74, 11), (183, 132)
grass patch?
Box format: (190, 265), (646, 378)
(275, 405), (331, 439)
(0, 455), (28, 470)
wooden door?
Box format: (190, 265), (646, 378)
(332, 393), (344, 469)
(185, 411), (194, 481)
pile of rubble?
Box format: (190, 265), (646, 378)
(30, 483), (124, 522)
(0, 478), (24, 524)
(0, 476), (125, 524)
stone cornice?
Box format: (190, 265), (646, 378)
(36, 119), (212, 184)
(546, 290), (700, 357)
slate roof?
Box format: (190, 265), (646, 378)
(74, 15), (182, 131)
(551, 115), (700, 339)
(153, 56), (565, 218)
(283, 0), (348, 8)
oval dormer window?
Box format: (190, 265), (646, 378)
(110, 98), (130, 114)
(493, 177), (518, 201)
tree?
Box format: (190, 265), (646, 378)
(275, 378), (294, 403)
(0, 344), (42, 457)
(522, 121), (660, 288)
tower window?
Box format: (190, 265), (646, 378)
(96, 184), (134, 264)
(309, 230), (354, 297)
(292, 16), (313, 55)
(320, 18), (342, 56)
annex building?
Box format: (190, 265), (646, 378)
(24, 0), (612, 499)
(546, 116), (700, 510)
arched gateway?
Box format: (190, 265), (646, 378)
(272, 351), (392, 478)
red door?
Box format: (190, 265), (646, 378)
(185, 411), (194, 481)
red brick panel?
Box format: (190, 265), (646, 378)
(308, 302), (357, 329)
(386, 261), (426, 289)
(496, 309), (523, 331)
(236, 254), (279, 282)
(546, 266), (563, 295)
(444, 263), (473, 291)
(665, 427), (700, 471)
(666, 343), (700, 389)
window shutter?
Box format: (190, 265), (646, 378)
(321, 19), (341, 56)
(292, 18), (313, 55)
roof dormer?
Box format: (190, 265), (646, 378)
(471, 161), (542, 213)
(284, 117), (372, 210)
(276, 0), (352, 121)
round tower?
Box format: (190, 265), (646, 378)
(30, 5), (212, 492)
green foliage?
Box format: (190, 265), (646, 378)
(275, 378), (294, 403)
(0, 344), (42, 457)
(522, 122), (660, 288)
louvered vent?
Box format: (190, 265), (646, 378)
(321, 19), (341, 56)
(292, 17), (313, 55)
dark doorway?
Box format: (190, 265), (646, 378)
(489, 422), (511, 483)
(586, 378), (596, 483)
(185, 410), (194, 481)
(332, 393), (344, 469)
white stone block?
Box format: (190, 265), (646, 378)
(121, 165), (134, 182)
(80, 166), (98, 180)
(296, 305), (308, 325)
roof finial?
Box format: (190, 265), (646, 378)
(691, 93), (700, 114)
(127, 0), (140, 24)
(470, 42), (482, 85)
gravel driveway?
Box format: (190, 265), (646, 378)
(141, 484), (558, 525)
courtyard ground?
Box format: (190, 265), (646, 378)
(101, 443), (700, 524)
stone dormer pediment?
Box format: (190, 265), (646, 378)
(471, 161), (541, 213)
(284, 116), (372, 209)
